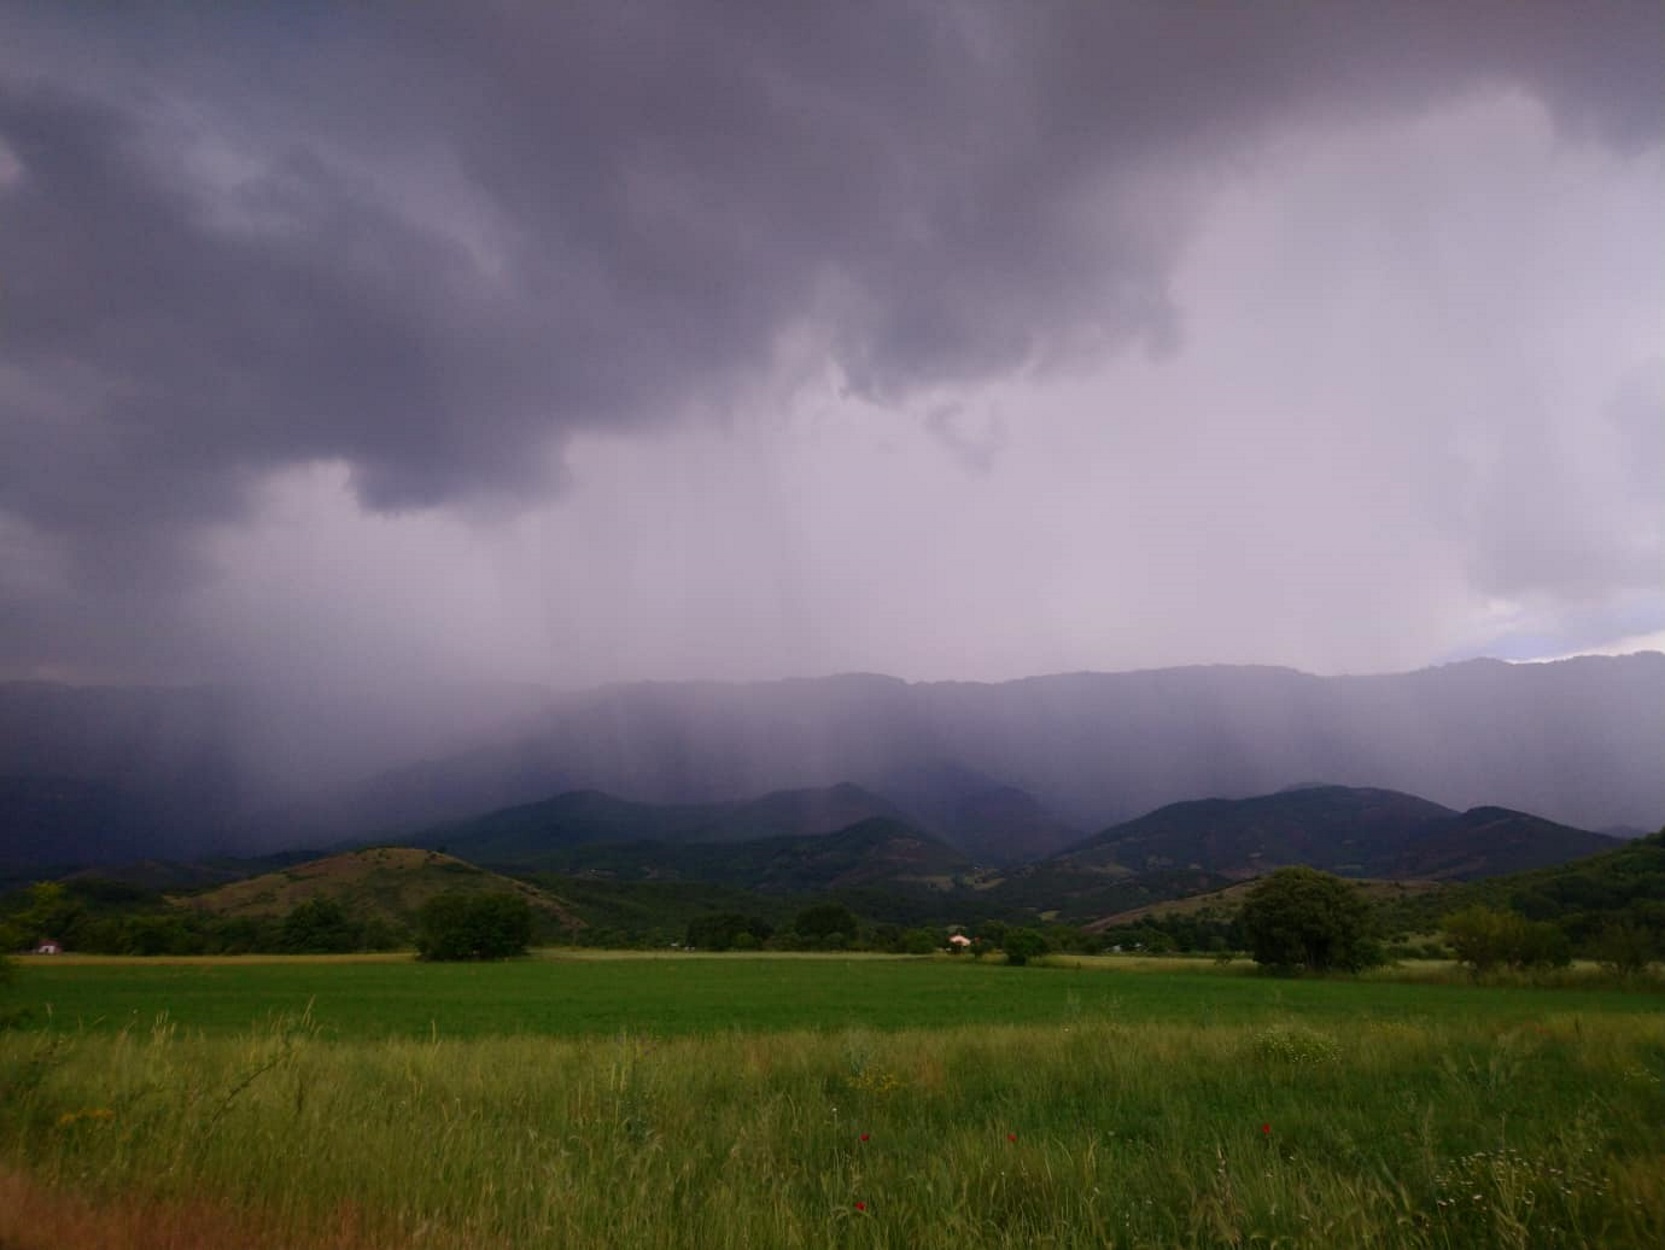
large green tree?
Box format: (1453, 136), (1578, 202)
(280, 897), (364, 954)
(792, 903), (859, 945)
(1239, 867), (1379, 973)
(14, 881), (83, 949)
(1000, 927), (1049, 967)
(415, 892), (533, 961)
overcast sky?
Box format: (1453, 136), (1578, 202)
(2, 1), (1661, 693)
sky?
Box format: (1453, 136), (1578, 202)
(2, 1), (1661, 694)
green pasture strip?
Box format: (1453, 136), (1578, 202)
(7, 953), (1662, 1040)
(1, 1011), (1661, 1249)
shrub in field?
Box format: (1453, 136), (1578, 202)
(1594, 920), (1658, 977)
(684, 912), (772, 951)
(902, 927), (941, 955)
(1444, 905), (1571, 975)
(1001, 927), (1049, 966)
(1253, 1023), (1339, 1065)
(1239, 867), (1380, 973)
(415, 892), (532, 961)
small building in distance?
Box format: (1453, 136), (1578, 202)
(32, 938), (62, 955)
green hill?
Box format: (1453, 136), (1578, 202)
(1380, 827), (1665, 944)
(179, 847), (582, 933)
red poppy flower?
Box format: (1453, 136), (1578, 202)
(855, 1201), (867, 1212)
(1007, 1132), (1018, 1142)
(859, 1133), (870, 1142)
(1260, 1122), (1271, 1136)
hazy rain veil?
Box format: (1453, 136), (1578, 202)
(0, 0), (1660, 700)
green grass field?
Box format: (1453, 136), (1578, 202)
(2, 954), (1662, 1248)
(9, 952), (1662, 1039)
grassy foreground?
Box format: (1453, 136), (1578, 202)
(1, 959), (1662, 1248)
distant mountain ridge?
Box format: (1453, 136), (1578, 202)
(34, 783), (1629, 939)
(324, 655), (1665, 858)
(1059, 785), (1621, 882)
(406, 784), (911, 864)
(514, 817), (972, 894)
(373, 783), (1614, 921)
(3, 653), (1661, 865)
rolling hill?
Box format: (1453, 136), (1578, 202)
(1375, 826), (1665, 942)
(1084, 877), (1447, 933)
(178, 847), (583, 933)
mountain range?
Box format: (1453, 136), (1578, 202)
(298, 654), (1665, 855)
(13, 781), (1637, 938)
(380, 782), (1625, 922)
(2, 654), (1661, 869)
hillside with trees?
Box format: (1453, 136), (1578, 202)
(1056, 785), (1621, 881)
(1382, 827), (1665, 952)
(0, 849), (581, 955)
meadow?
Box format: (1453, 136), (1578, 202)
(1, 953), (1662, 1248)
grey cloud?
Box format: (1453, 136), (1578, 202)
(1608, 359), (1665, 497)
(0, 1), (1661, 677)
(1463, 358), (1663, 602)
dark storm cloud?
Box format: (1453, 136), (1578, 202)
(0, 1), (1660, 675)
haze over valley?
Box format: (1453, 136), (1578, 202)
(2, 653), (1659, 877)
(1, 1), (1661, 904)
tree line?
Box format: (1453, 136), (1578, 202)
(6, 828), (1660, 974)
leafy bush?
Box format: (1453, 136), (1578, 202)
(902, 928), (940, 955)
(1252, 1024), (1339, 1066)
(1443, 905), (1570, 974)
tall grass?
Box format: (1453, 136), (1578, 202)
(2, 1008), (1661, 1248)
